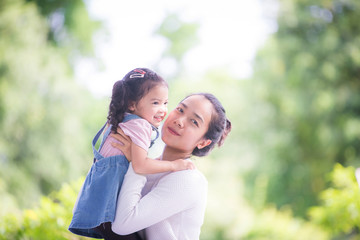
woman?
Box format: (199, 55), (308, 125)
(110, 93), (231, 239)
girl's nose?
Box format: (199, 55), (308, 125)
(160, 104), (167, 113)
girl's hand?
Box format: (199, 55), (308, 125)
(172, 159), (195, 171)
(110, 127), (133, 161)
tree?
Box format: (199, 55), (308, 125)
(308, 164), (360, 238)
(25, 0), (101, 57)
(0, 178), (87, 240)
(0, 0), (106, 212)
(246, 0), (360, 216)
(154, 13), (200, 78)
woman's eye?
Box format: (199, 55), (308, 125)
(176, 107), (183, 113)
(191, 119), (199, 126)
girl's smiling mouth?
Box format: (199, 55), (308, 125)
(154, 115), (165, 122)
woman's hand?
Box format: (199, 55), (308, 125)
(110, 127), (132, 162)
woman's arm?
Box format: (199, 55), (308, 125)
(110, 128), (132, 161)
(111, 164), (207, 235)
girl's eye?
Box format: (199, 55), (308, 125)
(153, 101), (159, 105)
(164, 101), (168, 106)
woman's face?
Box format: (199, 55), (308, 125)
(161, 95), (213, 153)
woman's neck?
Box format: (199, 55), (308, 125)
(161, 145), (192, 161)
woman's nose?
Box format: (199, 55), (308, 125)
(174, 118), (184, 128)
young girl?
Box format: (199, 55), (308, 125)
(69, 68), (194, 239)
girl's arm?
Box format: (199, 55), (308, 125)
(111, 163), (207, 235)
(110, 131), (194, 174)
(131, 144), (193, 174)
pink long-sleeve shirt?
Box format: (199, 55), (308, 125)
(100, 117), (152, 157)
(112, 163), (208, 240)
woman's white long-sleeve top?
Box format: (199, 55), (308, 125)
(112, 162), (208, 240)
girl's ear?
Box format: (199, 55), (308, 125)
(196, 139), (212, 150)
(128, 101), (136, 112)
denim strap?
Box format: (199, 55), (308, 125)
(91, 114), (160, 162)
(150, 125), (159, 148)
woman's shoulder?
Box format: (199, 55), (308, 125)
(167, 168), (208, 187)
(166, 169), (208, 200)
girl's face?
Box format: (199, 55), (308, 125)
(129, 84), (168, 127)
(161, 95), (213, 154)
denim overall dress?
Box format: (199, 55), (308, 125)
(69, 114), (159, 238)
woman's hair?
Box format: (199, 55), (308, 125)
(107, 68), (167, 132)
(185, 93), (232, 157)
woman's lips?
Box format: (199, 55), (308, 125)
(167, 127), (180, 136)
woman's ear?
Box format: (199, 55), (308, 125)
(196, 139), (212, 150)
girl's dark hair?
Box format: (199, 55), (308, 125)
(107, 68), (167, 133)
(185, 93), (232, 157)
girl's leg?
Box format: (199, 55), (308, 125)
(96, 222), (142, 240)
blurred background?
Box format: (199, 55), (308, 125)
(0, 0), (360, 239)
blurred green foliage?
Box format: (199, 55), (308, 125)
(1, 163), (357, 239)
(309, 164), (360, 238)
(25, 0), (101, 56)
(155, 13), (200, 76)
(0, 0), (106, 212)
(245, 0), (360, 217)
(1, 0), (360, 239)
(0, 178), (86, 240)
